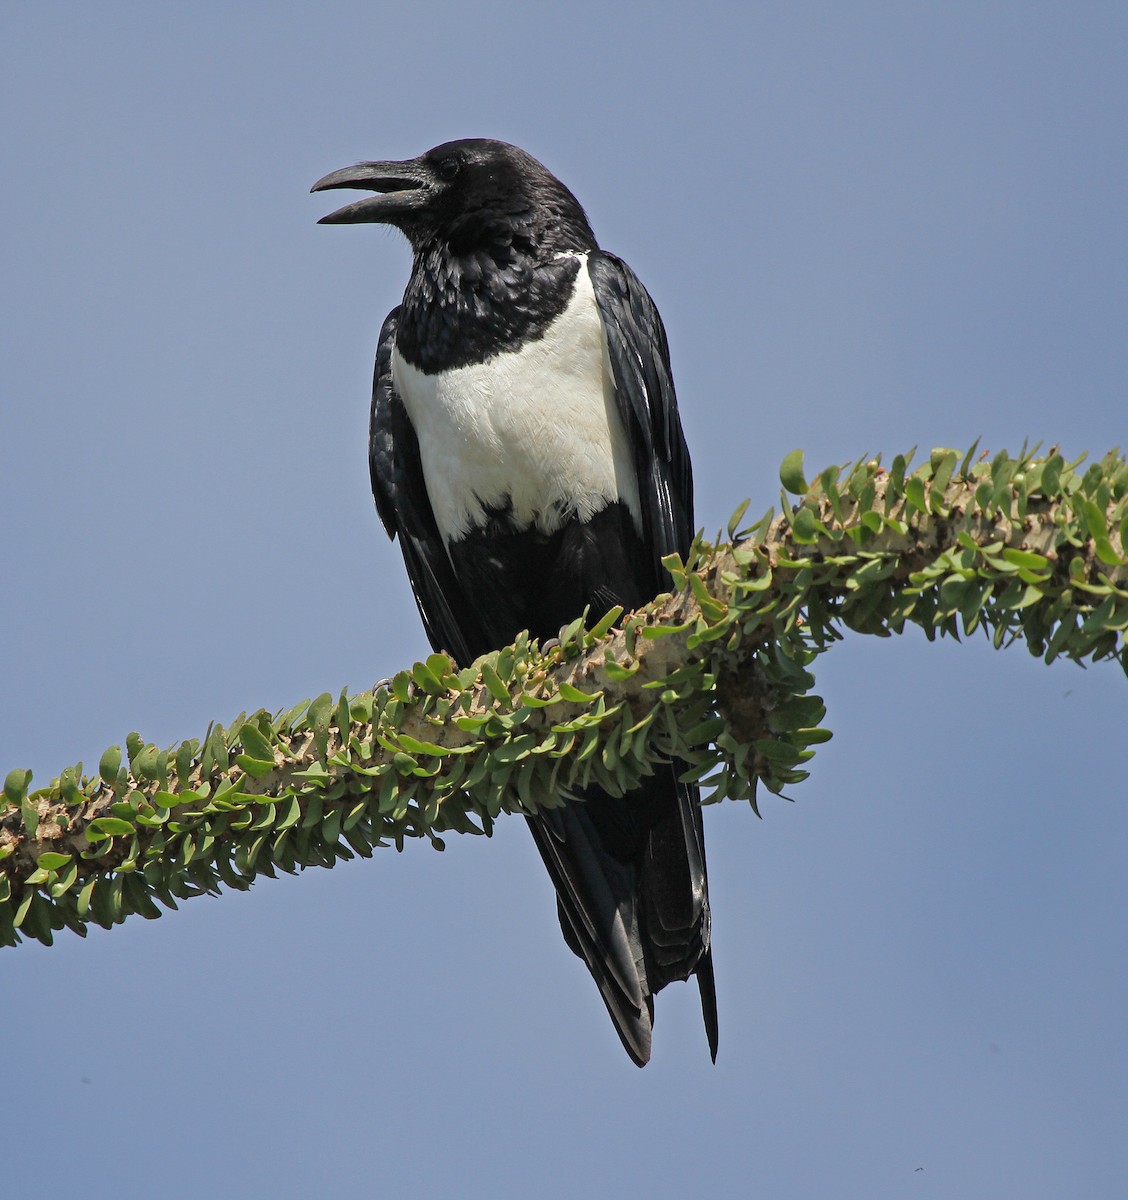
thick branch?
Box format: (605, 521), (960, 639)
(2, 446), (1124, 945)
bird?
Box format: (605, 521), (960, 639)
(312, 138), (716, 1066)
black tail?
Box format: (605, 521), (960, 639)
(526, 765), (716, 1065)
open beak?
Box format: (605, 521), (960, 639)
(311, 159), (432, 224)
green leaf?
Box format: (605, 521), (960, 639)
(239, 721), (275, 764)
(131, 743), (162, 781)
(85, 816), (136, 841)
(890, 454), (908, 493)
(125, 731), (145, 766)
(99, 746), (123, 785)
(307, 692), (333, 732)
(602, 657), (640, 682)
(36, 852), (72, 871)
(1000, 547), (1050, 571)
(426, 652), (453, 679)
(958, 438), (982, 479)
(727, 498), (751, 540)
(1081, 499), (1108, 540)
(397, 734), (450, 757)
(639, 621), (694, 638)
(859, 510), (882, 534)
(4, 768), (31, 805)
(779, 449), (807, 496)
(412, 659), (447, 695)
(21, 795), (39, 840)
(588, 605), (624, 641)
(235, 754), (276, 778)
(929, 450), (958, 511)
(790, 506), (819, 544)
(904, 476), (927, 514)
(49, 860), (80, 899)
(480, 661), (511, 703)
(322, 808), (342, 845)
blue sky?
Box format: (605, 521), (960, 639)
(2, 4), (1126, 1198)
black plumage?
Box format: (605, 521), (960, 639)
(313, 139), (716, 1065)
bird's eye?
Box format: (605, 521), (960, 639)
(437, 157), (461, 181)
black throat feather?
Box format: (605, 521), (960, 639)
(394, 188), (597, 375)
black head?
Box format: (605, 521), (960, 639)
(311, 138), (597, 256)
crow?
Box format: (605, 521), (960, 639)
(313, 139), (716, 1065)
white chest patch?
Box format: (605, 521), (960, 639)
(392, 253), (642, 544)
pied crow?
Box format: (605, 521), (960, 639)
(312, 139), (716, 1066)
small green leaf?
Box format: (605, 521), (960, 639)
(412, 659), (447, 695)
(425, 652), (453, 679)
(307, 692), (334, 732)
(1001, 547), (1050, 571)
(334, 691), (352, 735)
(85, 816), (136, 841)
(132, 743), (161, 782)
(890, 454), (908, 493)
(727, 498), (751, 540)
(481, 661), (511, 703)
(958, 438), (982, 479)
(99, 746), (123, 785)
(235, 754), (276, 778)
(36, 852), (72, 871)
(397, 734), (449, 756)
(790, 506), (819, 543)
(125, 731), (145, 766)
(780, 449), (807, 496)
(639, 621), (694, 638)
(588, 605), (624, 641)
(859, 510), (882, 534)
(929, 450), (958, 511)
(1081, 499), (1108, 540)
(21, 795), (39, 840)
(904, 476), (927, 514)
(4, 768), (31, 805)
(175, 739), (196, 785)
(239, 721), (275, 764)
(559, 681), (598, 704)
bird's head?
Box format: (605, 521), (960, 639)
(312, 138), (596, 256)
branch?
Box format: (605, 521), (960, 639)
(3, 445), (1125, 946)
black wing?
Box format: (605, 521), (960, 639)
(370, 307), (486, 666)
(588, 251), (694, 571)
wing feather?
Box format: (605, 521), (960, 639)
(370, 307), (486, 665)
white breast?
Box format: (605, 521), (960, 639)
(392, 253), (642, 544)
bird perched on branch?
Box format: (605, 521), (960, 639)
(312, 138), (716, 1065)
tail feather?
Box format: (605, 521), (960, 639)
(526, 765), (716, 1065)
(525, 807), (653, 1065)
(695, 947), (720, 1063)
